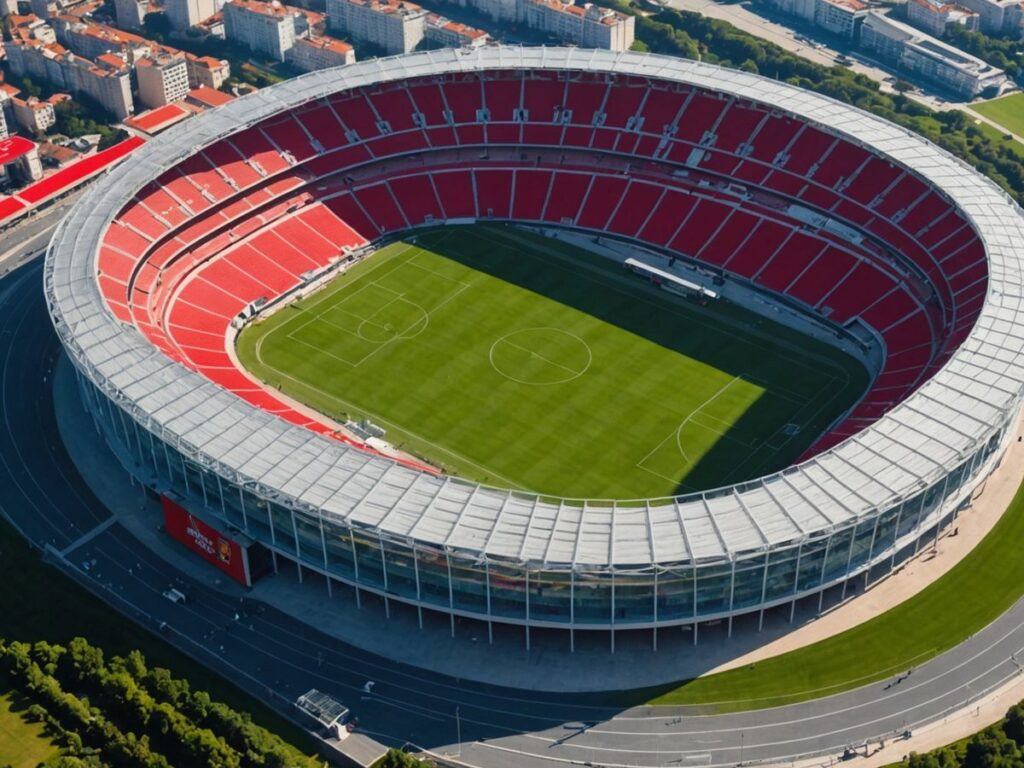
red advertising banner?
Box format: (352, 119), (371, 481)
(161, 497), (250, 586)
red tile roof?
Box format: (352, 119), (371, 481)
(186, 86), (235, 108)
(124, 103), (191, 134)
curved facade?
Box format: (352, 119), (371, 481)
(47, 47), (1024, 634)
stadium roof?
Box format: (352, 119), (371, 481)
(45, 47), (1024, 569)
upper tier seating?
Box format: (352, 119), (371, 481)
(95, 71), (988, 463)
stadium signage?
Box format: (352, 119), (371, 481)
(161, 497), (250, 586)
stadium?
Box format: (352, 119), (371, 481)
(44, 46), (1024, 644)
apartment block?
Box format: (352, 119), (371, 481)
(113, 0), (148, 29)
(326, 0), (427, 55)
(906, 0), (978, 36)
(6, 38), (135, 118)
(136, 50), (189, 107)
(951, 0), (1022, 33)
(164, 0), (217, 31)
(285, 34), (355, 70)
(185, 53), (231, 88)
(814, 0), (867, 38)
(424, 13), (488, 46)
(11, 95), (56, 132)
(224, 0), (310, 60)
(521, 0), (634, 51)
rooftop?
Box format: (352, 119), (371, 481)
(342, 0), (427, 18)
(293, 34), (354, 53)
(0, 136), (37, 166)
(186, 85), (236, 108)
(124, 102), (193, 134)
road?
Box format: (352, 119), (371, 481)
(663, 0), (992, 113)
(0, 225), (1024, 767)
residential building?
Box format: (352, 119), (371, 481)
(29, 0), (57, 18)
(813, 0), (867, 39)
(5, 38), (135, 117)
(164, 0), (217, 31)
(860, 11), (1007, 97)
(438, 0), (517, 22)
(424, 13), (489, 47)
(11, 94), (56, 132)
(224, 0), (309, 60)
(521, 0), (634, 51)
(285, 33), (355, 70)
(52, 16), (151, 63)
(184, 53), (230, 88)
(951, 0), (1022, 34)
(136, 50), (189, 107)
(906, 0), (979, 36)
(765, 0), (867, 39)
(8, 14), (57, 44)
(326, 0), (427, 55)
(113, 0), (148, 30)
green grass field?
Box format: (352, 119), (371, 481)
(0, 689), (60, 768)
(236, 225), (868, 499)
(973, 93), (1024, 137)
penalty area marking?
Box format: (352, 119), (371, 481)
(488, 327), (593, 386)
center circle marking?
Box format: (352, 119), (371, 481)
(488, 327), (593, 385)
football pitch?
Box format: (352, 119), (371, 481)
(235, 225), (869, 499)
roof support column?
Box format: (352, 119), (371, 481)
(790, 541), (803, 623)
(569, 568), (575, 653)
(728, 559), (737, 637)
(652, 568), (658, 652)
(446, 552), (455, 638)
(485, 560), (492, 644)
(413, 546), (423, 630)
(525, 566), (531, 652)
(348, 528), (361, 609)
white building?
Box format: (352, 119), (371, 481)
(114, 0), (149, 29)
(424, 12), (489, 47)
(521, 0), (634, 51)
(906, 0), (979, 36)
(950, 0), (1022, 34)
(861, 11), (1007, 97)
(224, 0), (307, 61)
(5, 38), (135, 118)
(185, 53), (231, 88)
(285, 34), (355, 70)
(136, 51), (190, 107)
(813, 0), (867, 38)
(11, 95), (56, 133)
(164, 0), (218, 32)
(765, 0), (867, 40)
(326, 0), (427, 55)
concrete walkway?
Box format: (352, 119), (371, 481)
(54, 356), (1024, 691)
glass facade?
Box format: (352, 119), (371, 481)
(76, 371), (1010, 630)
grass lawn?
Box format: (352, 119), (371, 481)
(643, 468), (1024, 711)
(973, 93), (1024, 137)
(0, 689), (60, 768)
(237, 225), (867, 499)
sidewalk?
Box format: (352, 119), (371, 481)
(53, 354), (1024, 691)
